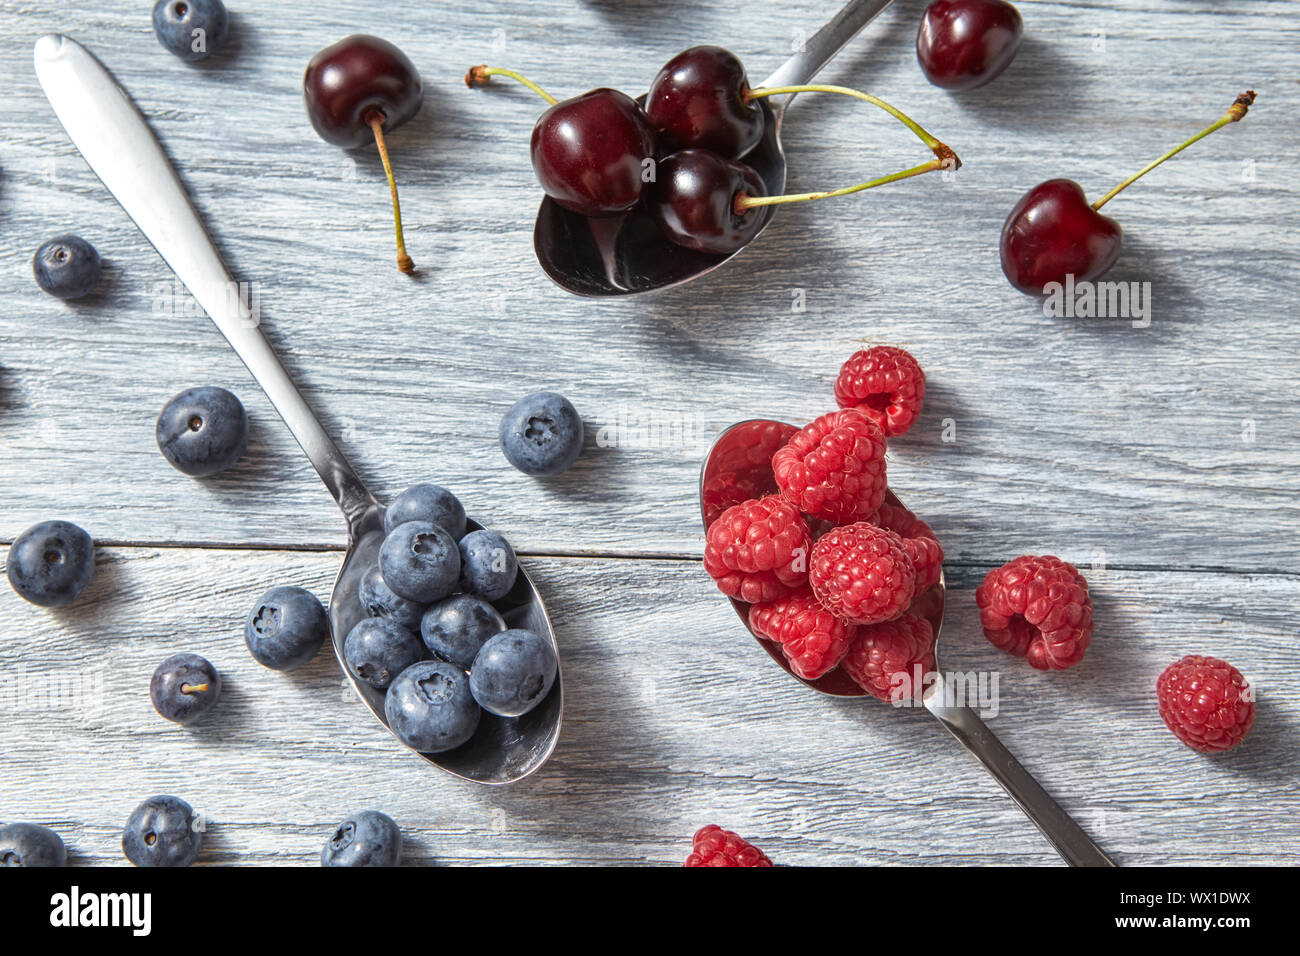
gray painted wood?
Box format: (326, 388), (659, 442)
(0, 0), (1297, 866)
(1, 547), (1297, 866)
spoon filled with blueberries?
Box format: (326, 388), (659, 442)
(34, 34), (562, 785)
(467, 0), (961, 295)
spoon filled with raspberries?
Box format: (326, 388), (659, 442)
(699, 346), (1114, 866)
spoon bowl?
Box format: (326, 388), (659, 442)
(36, 33), (563, 786)
(699, 418), (1114, 865)
(329, 508), (563, 784)
(534, 0), (896, 296)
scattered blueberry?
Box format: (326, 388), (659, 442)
(458, 529), (518, 601)
(156, 386), (248, 478)
(152, 0), (230, 62)
(321, 810), (402, 867)
(420, 594), (505, 670)
(150, 653), (221, 725)
(499, 391), (584, 476)
(470, 629), (558, 718)
(122, 795), (202, 867)
(384, 484), (467, 540)
(5, 519), (94, 608)
(358, 563), (426, 632)
(379, 521), (460, 604)
(384, 660), (480, 753)
(32, 235), (101, 300)
(344, 618), (424, 690)
(244, 585), (328, 671)
(0, 823), (67, 867)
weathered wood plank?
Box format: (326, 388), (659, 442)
(1, 546), (1295, 865)
(0, 0), (1296, 569)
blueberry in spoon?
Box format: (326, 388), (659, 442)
(305, 36), (422, 272)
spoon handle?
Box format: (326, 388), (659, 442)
(34, 34), (378, 532)
(925, 687), (1116, 866)
(758, 0), (896, 90)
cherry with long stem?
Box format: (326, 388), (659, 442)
(1091, 90), (1255, 210)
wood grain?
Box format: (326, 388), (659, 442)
(0, 546), (1296, 866)
(0, 0), (1297, 866)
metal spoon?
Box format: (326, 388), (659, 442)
(35, 34), (562, 785)
(700, 420), (1116, 865)
(535, 0), (896, 296)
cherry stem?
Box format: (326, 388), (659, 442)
(737, 84), (959, 211)
(180, 683), (208, 695)
(1092, 91), (1256, 211)
(368, 115), (414, 274)
(465, 65), (557, 105)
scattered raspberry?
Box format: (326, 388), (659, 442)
(870, 501), (944, 596)
(808, 523), (915, 625)
(748, 587), (857, 679)
(772, 409), (887, 523)
(834, 346), (926, 438)
(703, 496), (811, 605)
(975, 555), (1092, 670)
(1157, 655), (1255, 753)
(842, 613), (935, 702)
(684, 825), (773, 867)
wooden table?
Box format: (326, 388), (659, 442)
(1, 0), (1296, 866)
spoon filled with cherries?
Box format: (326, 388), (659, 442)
(467, 0), (961, 295)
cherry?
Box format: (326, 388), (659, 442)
(304, 35), (423, 273)
(1001, 91), (1256, 295)
(646, 45), (764, 159)
(529, 88), (657, 217)
(649, 149), (767, 254)
(916, 0), (1023, 92)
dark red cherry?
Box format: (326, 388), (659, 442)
(649, 149), (767, 255)
(646, 45), (765, 159)
(303, 35), (423, 147)
(530, 89), (657, 218)
(999, 179), (1122, 294)
(917, 0), (1023, 91)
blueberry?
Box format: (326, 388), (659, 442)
(379, 521), (460, 604)
(420, 594), (505, 670)
(244, 585), (327, 670)
(384, 484), (467, 540)
(321, 810), (402, 867)
(156, 386), (248, 477)
(0, 823), (67, 867)
(149, 653), (221, 725)
(122, 795), (202, 867)
(358, 563), (426, 632)
(344, 618), (424, 690)
(32, 235), (101, 300)
(152, 0), (229, 61)
(458, 529), (518, 601)
(384, 661), (480, 753)
(469, 629), (558, 717)
(5, 519), (94, 608)
(499, 391), (584, 476)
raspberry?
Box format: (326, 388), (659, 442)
(870, 501), (943, 596)
(684, 825), (773, 867)
(834, 346), (926, 438)
(703, 496), (811, 605)
(772, 409), (887, 523)
(1156, 655), (1255, 753)
(808, 523), (915, 625)
(975, 555), (1092, 670)
(702, 468), (768, 527)
(748, 587), (857, 679)
(842, 613), (935, 702)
